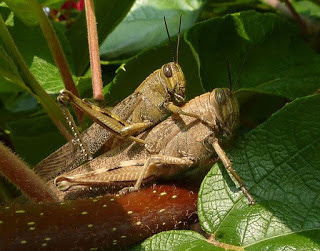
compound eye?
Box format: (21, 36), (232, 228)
(215, 89), (226, 104)
(163, 65), (172, 78)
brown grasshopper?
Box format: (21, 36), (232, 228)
(34, 16), (199, 180)
(53, 86), (256, 205)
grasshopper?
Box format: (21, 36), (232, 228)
(34, 16), (199, 181)
(53, 85), (256, 205)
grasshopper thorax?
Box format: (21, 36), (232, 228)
(160, 62), (186, 105)
(210, 88), (240, 138)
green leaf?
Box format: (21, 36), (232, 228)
(0, 92), (39, 114)
(0, 45), (26, 92)
(4, 0), (39, 26)
(76, 76), (94, 97)
(200, 0), (268, 19)
(7, 17), (67, 93)
(292, 0), (320, 20)
(6, 113), (65, 166)
(246, 229), (320, 250)
(41, 0), (66, 9)
(67, 0), (136, 75)
(198, 94), (320, 249)
(185, 11), (320, 100)
(134, 230), (222, 251)
(0, 3), (13, 26)
(0, 10), (72, 138)
(2, 1), (75, 94)
(100, 0), (206, 59)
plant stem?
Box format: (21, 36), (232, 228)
(0, 142), (58, 203)
(0, 184), (197, 248)
(262, 0), (308, 35)
(262, 0), (292, 16)
(207, 234), (244, 251)
(0, 14), (72, 141)
(84, 0), (104, 100)
(283, 0), (308, 35)
(32, 1), (83, 122)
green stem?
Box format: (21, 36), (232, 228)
(31, 1), (83, 122)
(0, 142), (59, 203)
(84, 0), (104, 100)
(0, 13), (71, 140)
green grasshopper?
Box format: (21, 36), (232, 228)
(34, 16), (199, 181)
(53, 86), (255, 205)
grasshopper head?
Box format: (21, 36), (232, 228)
(161, 62), (186, 104)
(210, 88), (240, 138)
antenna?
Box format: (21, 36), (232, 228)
(233, 52), (248, 91)
(226, 58), (232, 90)
(164, 16), (175, 63)
(176, 15), (182, 64)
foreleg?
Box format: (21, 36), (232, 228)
(210, 138), (256, 205)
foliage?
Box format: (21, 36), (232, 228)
(0, 0), (320, 249)
(99, 0), (205, 59)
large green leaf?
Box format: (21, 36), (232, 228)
(67, 0), (136, 75)
(200, 0), (268, 19)
(100, 0), (206, 59)
(4, 0), (39, 26)
(134, 230), (222, 251)
(185, 11), (320, 100)
(198, 94), (320, 249)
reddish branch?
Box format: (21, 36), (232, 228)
(262, 0), (309, 35)
(283, 0), (308, 35)
(33, 1), (83, 122)
(0, 142), (58, 203)
(84, 0), (104, 100)
(0, 184), (198, 249)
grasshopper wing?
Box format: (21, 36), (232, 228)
(34, 94), (141, 181)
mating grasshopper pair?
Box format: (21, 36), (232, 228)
(53, 88), (255, 205)
(35, 17), (196, 179)
(35, 18), (255, 205)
